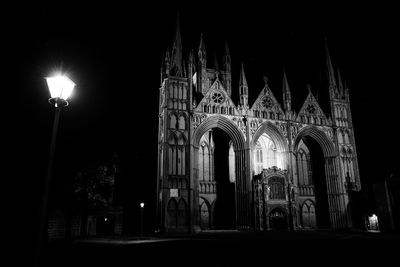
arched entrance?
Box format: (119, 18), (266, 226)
(269, 208), (288, 230)
(193, 115), (249, 230)
(251, 122), (290, 231)
(199, 198), (211, 230)
(250, 122), (289, 168)
(294, 126), (336, 229)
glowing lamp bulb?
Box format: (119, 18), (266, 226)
(45, 75), (75, 100)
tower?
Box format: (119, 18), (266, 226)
(156, 19), (361, 233)
(157, 15), (192, 232)
(325, 40), (361, 227)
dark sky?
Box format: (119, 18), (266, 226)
(5, 2), (399, 236)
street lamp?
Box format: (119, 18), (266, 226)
(140, 202), (145, 239)
(35, 74), (75, 267)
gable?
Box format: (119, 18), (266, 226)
(251, 85), (284, 114)
(296, 92), (328, 124)
(194, 77), (237, 114)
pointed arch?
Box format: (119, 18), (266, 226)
(193, 115), (245, 151)
(169, 112), (178, 129)
(301, 199), (316, 228)
(199, 197), (211, 229)
(177, 133), (186, 175)
(293, 126), (335, 157)
(251, 122), (288, 170)
(177, 199), (187, 227)
(193, 115), (250, 229)
(168, 133), (178, 175)
(178, 112), (187, 130)
(167, 198), (178, 228)
(251, 121), (288, 152)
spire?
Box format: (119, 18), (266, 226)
(307, 84), (312, 94)
(213, 53), (219, 71)
(337, 68), (344, 96)
(239, 63), (248, 106)
(188, 49), (194, 65)
(223, 39), (231, 72)
(325, 38), (337, 90)
(164, 50), (170, 76)
(198, 33), (206, 66)
(282, 69), (292, 111)
(171, 13), (183, 76)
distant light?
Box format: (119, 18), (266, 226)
(140, 202), (145, 208)
(104, 217), (108, 222)
(45, 75), (75, 100)
(368, 214), (379, 231)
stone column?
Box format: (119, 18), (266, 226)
(235, 149), (251, 229)
(325, 156), (351, 228)
(190, 145), (201, 233)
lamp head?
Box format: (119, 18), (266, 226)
(46, 75), (75, 107)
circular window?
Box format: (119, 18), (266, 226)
(306, 104), (316, 114)
(261, 96), (273, 109)
(212, 92), (224, 104)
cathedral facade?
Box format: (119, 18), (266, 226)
(156, 18), (361, 233)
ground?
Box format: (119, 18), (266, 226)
(37, 230), (400, 266)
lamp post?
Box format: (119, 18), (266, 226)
(34, 75), (75, 267)
(140, 202), (145, 239)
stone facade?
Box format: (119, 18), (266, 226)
(157, 17), (361, 233)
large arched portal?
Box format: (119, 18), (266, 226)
(251, 122), (290, 230)
(198, 128), (235, 229)
(295, 136), (330, 228)
(193, 116), (249, 230)
(250, 122), (289, 172)
(293, 126), (346, 229)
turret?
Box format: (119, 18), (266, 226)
(197, 33), (207, 95)
(282, 69), (292, 112)
(223, 39), (232, 96)
(239, 63), (249, 107)
(170, 13), (183, 77)
(325, 38), (338, 99)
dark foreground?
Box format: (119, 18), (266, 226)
(39, 230), (399, 266)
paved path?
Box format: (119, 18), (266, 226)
(41, 230), (400, 266)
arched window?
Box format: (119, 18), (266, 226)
(169, 114), (177, 129)
(301, 200), (316, 228)
(169, 84), (174, 98)
(174, 84), (179, 99)
(178, 115), (185, 130)
(168, 134), (178, 175)
(204, 145), (210, 181)
(297, 145), (312, 186)
(178, 83), (183, 99)
(199, 142), (205, 181)
(167, 199), (178, 228)
(267, 142), (276, 168)
(255, 142), (263, 175)
(177, 136), (186, 175)
(199, 198), (210, 230)
(229, 143), (235, 183)
(177, 199), (187, 227)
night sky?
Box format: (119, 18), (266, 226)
(5, 2), (399, 241)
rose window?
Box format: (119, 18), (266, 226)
(261, 96), (273, 109)
(306, 104), (316, 114)
(212, 92), (224, 104)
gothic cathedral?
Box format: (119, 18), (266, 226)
(157, 17), (361, 233)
